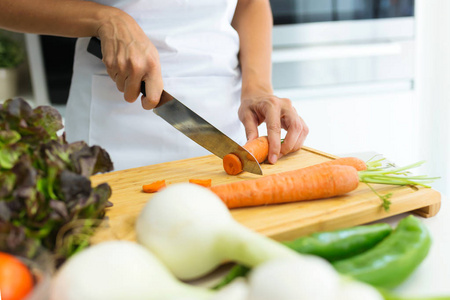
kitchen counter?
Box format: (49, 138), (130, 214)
(384, 194), (450, 298)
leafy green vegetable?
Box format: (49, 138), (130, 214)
(0, 98), (114, 265)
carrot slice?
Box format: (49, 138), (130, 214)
(223, 136), (269, 175)
(189, 179), (212, 188)
(210, 164), (360, 209)
(223, 154), (243, 175)
(142, 180), (166, 193)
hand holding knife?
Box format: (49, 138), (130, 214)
(87, 37), (263, 175)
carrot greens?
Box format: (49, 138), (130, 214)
(358, 158), (440, 210)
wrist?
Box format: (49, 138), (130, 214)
(241, 82), (273, 99)
(95, 7), (136, 38)
(240, 68), (273, 98)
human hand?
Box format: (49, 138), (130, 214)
(238, 92), (309, 164)
(96, 10), (163, 109)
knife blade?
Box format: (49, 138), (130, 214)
(87, 37), (263, 175)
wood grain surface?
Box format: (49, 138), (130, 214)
(90, 147), (441, 244)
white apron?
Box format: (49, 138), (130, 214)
(65, 0), (245, 171)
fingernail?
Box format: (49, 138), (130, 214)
(270, 154), (278, 164)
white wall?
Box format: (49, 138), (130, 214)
(415, 0), (450, 196)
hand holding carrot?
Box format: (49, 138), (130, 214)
(238, 91), (309, 164)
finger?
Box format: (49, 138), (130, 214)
(123, 74), (141, 103)
(141, 74), (164, 110)
(281, 116), (309, 156)
(280, 113), (303, 156)
(107, 69), (118, 83)
(296, 117), (309, 149)
(103, 58), (119, 87)
(101, 40), (117, 76)
(115, 73), (127, 94)
(240, 110), (260, 141)
(265, 108), (282, 164)
(109, 41), (129, 89)
(112, 53), (128, 93)
(123, 52), (147, 103)
(296, 127), (308, 149)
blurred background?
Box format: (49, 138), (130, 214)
(1, 0), (448, 195)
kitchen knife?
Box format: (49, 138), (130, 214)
(87, 37), (262, 175)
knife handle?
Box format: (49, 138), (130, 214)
(87, 37), (147, 97)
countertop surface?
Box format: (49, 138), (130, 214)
(383, 193), (450, 298)
(341, 152), (450, 297)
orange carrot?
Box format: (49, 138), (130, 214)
(319, 157), (367, 171)
(223, 136), (269, 175)
(142, 180), (166, 193)
(210, 164), (360, 209)
(189, 179), (212, 188)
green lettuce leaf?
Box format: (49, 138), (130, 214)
(0, 98), (114, 264)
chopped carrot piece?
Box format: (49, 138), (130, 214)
(223, 154), (243, 175)
(142, 180), (166, 193)
(189, 179), (212, 188)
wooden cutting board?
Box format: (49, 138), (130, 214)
(90, 146), (441, 244)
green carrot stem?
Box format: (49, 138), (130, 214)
(365, 157), (385, 170)
(359, 175), (434, 187)
(361, 161), (426, 176)
(358, 159), (439, 210)
(364, 183), (392, 211)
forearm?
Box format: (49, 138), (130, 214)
(232, 0), (273, 96)
(0, 0), (126, 38)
